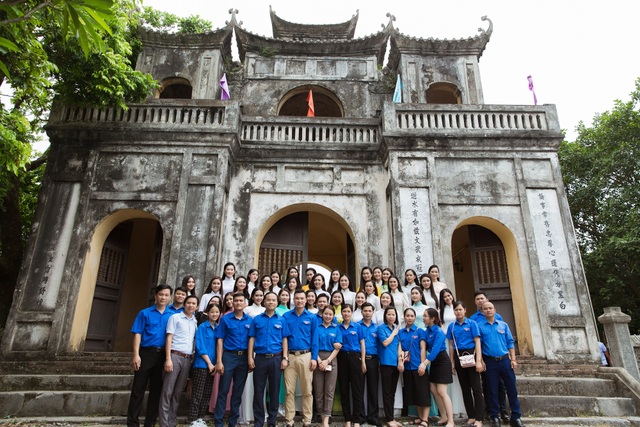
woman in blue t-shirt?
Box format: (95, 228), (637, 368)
(377, 306), (404, 427)
(399, 307), (430, 426)
(419, 308), (454, 427)
(314, 305), (343, 427)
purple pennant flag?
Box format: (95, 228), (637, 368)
(220, 73), (230, 100)
(527, 75), (537, 105)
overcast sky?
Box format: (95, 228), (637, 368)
(145, 0), (638, 141)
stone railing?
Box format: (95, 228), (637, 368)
(48, 99), (237, 130)
(383, 102), (562, 134)
(241, 116), (380, 144)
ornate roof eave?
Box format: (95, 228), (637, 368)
(233, 23), (389, 65)
(389, 16), (493, 63)
(137, 25), (233, 59)
(269, 6), (359, 40)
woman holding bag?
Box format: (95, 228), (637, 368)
(446, 301), (485, 427)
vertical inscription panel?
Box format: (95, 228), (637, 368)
(21, 182), (81, 311)
(399, 188), (433, 273)
(527, 189), (579, 316)
(177, 185), (216, 285)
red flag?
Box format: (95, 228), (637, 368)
(306, 90), (315, 117)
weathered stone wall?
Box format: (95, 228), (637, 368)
(240, 53), (385, 118)
(399, 54), (484, 104)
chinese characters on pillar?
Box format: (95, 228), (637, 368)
(400, 188), (433, 274)
(537, 192), (566, 310)
(527, 189), (579, 315)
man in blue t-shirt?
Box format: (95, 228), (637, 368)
(248, 292), (291, 427)
(126, 284), (174, 427)
(214, 292), (252, 427)
(478, 302), (525, 427)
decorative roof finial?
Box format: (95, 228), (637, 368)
(383, 12), (396, 31)
(479, 15), (493, 35)
(226, 9), (242, 28)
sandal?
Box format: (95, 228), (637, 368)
(413, 419), (425, 425)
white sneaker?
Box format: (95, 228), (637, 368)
(190, 419), (207, 427)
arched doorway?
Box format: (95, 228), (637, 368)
(278, 85), (343, 117)
(425, 82), (461, 104)
(257, 207), (356, 283)
(157, 77), (193, 99)
(70, 210), (163, 352)
(451, 218), (534, 355)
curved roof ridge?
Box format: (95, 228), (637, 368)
(389, 16), (493, 59)
(137, 25), (233, 53)
(392, 15), (492, 44)
(233, 23), (388, 64)
(269, 5), (359, 40)
(234, 20), (388, 45)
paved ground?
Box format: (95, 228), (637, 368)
(1, 417), (639, 427)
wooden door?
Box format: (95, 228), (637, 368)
(84, 223), (131, 351)
(469, 225), (518, 345)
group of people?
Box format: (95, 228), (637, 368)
(126, 263), (525, 427)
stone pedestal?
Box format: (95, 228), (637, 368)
(599, 306), (640, 381)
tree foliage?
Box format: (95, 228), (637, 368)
(138, 7), (212, 34)
(559, 78), (640, 334)
(0, 0), (216, 329)
(0, 0), (159, 329)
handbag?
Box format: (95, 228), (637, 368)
(452, 329), (476, 368)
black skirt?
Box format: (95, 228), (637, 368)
(428, 350), (453, 384)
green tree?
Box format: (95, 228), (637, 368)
(559, 78), (640, 334)
(0, 0), (215, 329)
(0, 0), (158, 329)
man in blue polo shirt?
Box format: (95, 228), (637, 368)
(470, 292), (503, 323)
(214, 292), (252, 427)
(478, 302), (525, 427)
(471, 291), (508, 422)
(248, 291), (291, 427)
(283, 289), (319, 427)
(127, 284), (174, 427)
(359, 302), (382, 427)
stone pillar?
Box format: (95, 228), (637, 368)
(599, 306), (640, 381)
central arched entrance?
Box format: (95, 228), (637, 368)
(257, 206), (356, 282)
(451, 217), (534, 355)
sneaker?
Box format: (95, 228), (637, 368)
(190, 419), (207, 427)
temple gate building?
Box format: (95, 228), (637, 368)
(2, 9), (599, 363)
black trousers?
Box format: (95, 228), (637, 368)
(454, 351), (485, 420)
(481, 371), (508, 417)
(127, 346), (165, 427)
(379, 365), (399, 422)
(338, 352), (365, 423)
(363, 356), (381, 421)
(253, 354), (283, 427)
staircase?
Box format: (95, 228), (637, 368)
(0, 352), (134, 418)
(514, 356), (638, 419)
(0, 353), (638, 422)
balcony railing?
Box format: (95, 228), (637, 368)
(241, 117), (380, 144)
(50, 100), (233, 129)
(385, 103), (561, 134)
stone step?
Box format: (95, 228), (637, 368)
(520, 395), (637, 417)
(0, 374), (133, 392)
(516, 376), (619, 397)
(0, 359), (134, 375)
(0, 390), (190, 418)
(0, 390), (132, 418)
